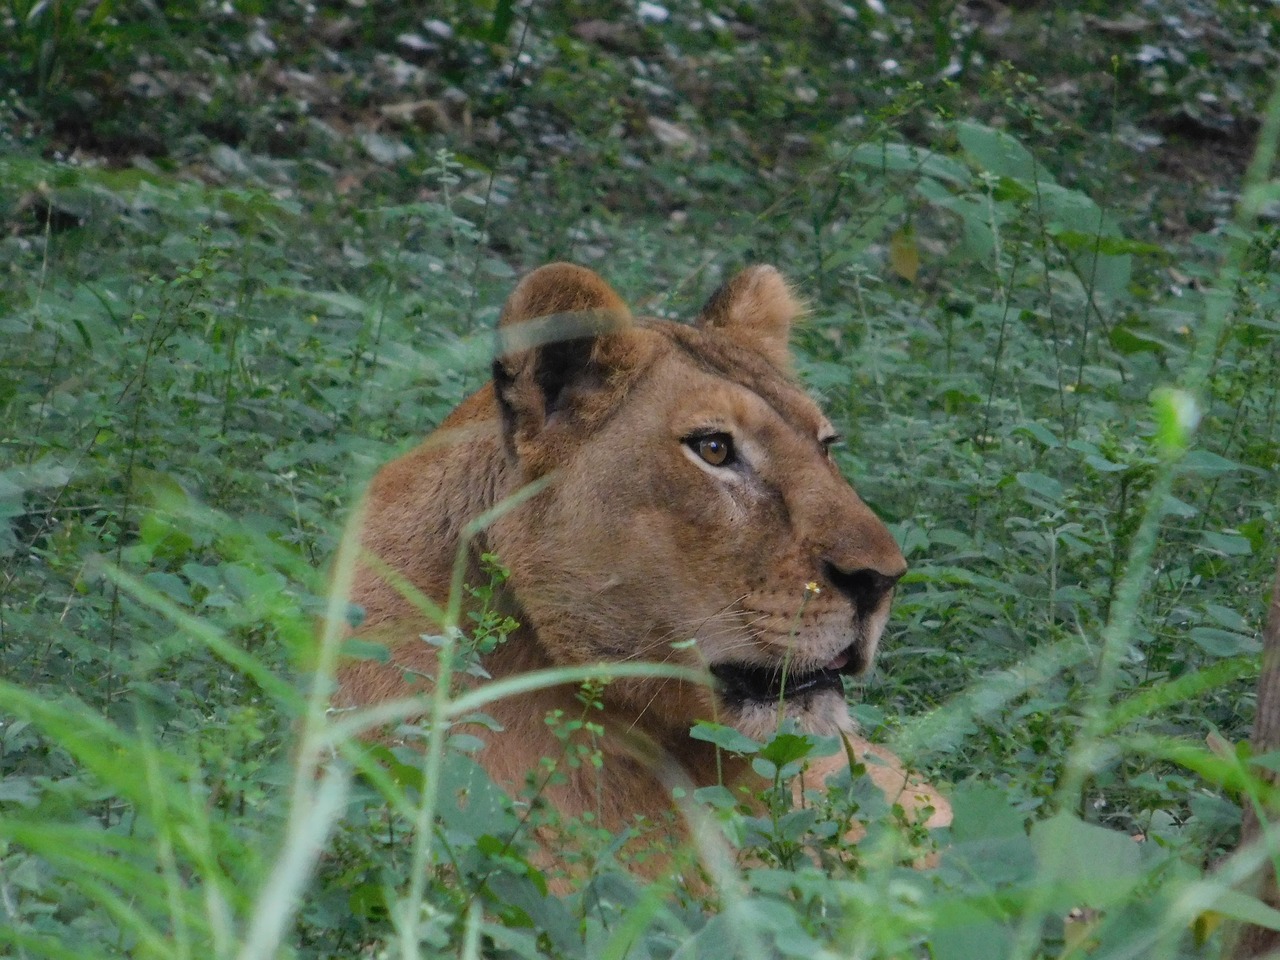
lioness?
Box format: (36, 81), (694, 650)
(337, 262), (949, 850)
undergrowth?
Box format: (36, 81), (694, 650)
(2, 2), (1278, 958)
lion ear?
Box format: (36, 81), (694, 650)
(493, 263), (633, 453)
(695, 265), (802, 370)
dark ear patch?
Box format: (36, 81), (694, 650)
(492, 264), (635, 464)
(534, 336), (598, 417)
(492, 333), (608, 458)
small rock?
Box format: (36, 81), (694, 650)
(647, 116), (697, 152)
(637, 2), (669, 23)
(397, 33), (436, 55)
(1083, 12), (1152, 35)
(380, 99), (451, 131)
(573, 19), (646, 54)
(247, 27), (277, 56)
(423, 19), (454, 40)
(358, 131), (414, 164)
(127, 71), (166, 99)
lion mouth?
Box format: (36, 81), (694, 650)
(710, 643), (867, 707)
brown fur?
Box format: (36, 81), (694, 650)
(335, 262), (950, 853)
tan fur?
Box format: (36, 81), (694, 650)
(695, 264), (801, 371)
(335, 262), (951, 862)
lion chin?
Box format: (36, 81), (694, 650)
(332, 260), (951, 870)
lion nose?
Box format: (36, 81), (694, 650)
(821, 561), (905, 616)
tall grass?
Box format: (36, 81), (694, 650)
(2, 6), (1278, 958)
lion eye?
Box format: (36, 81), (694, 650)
(689, 433), (735, 467)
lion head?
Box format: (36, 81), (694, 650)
(470, 262), (908, 749)
(342, 261), (909, 769)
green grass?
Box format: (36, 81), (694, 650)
(2, 2), (1279, 957)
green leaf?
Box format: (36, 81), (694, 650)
(1188, 627), (1259, 656)
(751, 757), (779, 779)
(71, 317), (93, 349)
(1110, 323), (1170, 355)
(949, 784), (1025, 841)
(693, 785), (739, 809)
(1203, 603), (1249, 630)
(943, 787), (1037, 894)
(690, 721), (761, 754)
(1160, 494), (1199, 518)
(1091, 235), (1166, 256)
(1200, 531), (1253, 556)
(1240, 518), (1268, 553)
(142, 571), (191, 605)
(775, 808), (819, 841)
(1085, 453), (1128, 472)
(489, 0), (516, 42)
(957, 121), (1043, 183)
(0, 777), (39, 807)
(1207, 888), (1280, 931)
(1016, 422), (1061, 448)
(1016, 471), (1064, 502)
(1030, 813), (1142, 897)
(1180, 450), (1243, 475)
(846, 141), (972, 186)
(916, 177), (997, 259)
(758, 732), (815, 767)
(906, 565), (1022, 596)
(1249, 750), (1280, 774)
(348, 883), (387, 920)
(931, 916), (1015, 960)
